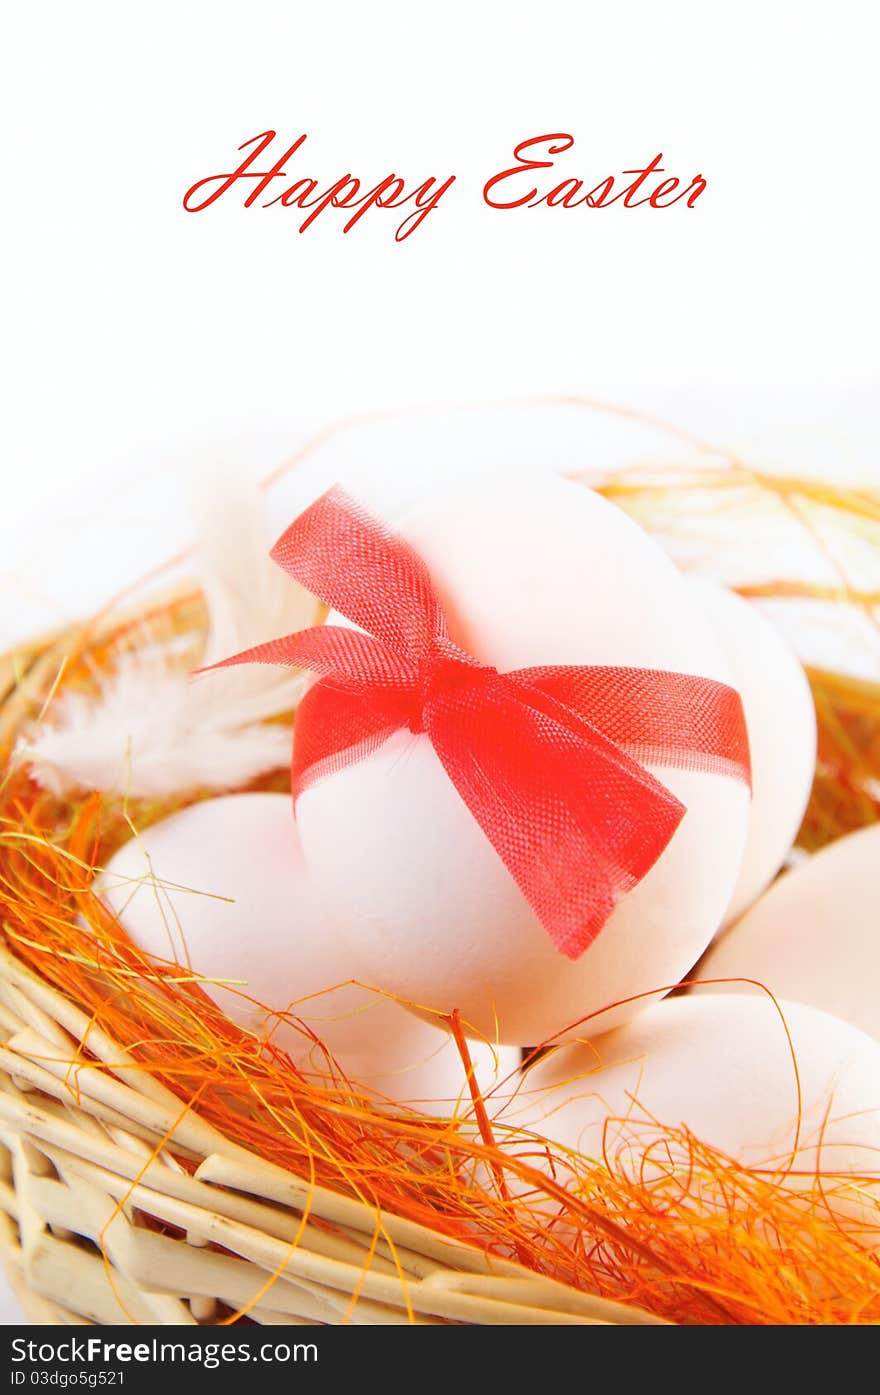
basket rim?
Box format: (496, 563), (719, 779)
(0, 944), (665, 1326)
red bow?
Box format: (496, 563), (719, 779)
(204, 488), (750, 959)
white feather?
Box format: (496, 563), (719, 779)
(20, 483), (317, 799)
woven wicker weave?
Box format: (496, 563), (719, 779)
(0, 608), (664, 1328)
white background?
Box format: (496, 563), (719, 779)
(2, 0), (878, 1323)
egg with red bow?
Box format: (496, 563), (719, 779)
(238, 474), (752, 1047)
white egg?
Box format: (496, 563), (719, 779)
(97, 793), (519, 1108)
(296, 474), (750, 1045)
(511, 995), (880, 1238)
(691, 579), (816, 926)
(266, 402), (679, 535)
(696, 825), (880, 1040)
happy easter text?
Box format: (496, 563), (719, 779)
(182, 131), (708, 242)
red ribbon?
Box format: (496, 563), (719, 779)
(204, 487), (750, 959)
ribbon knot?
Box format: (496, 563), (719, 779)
(203, 486), (751, 960)
(410, 644), (488, 734)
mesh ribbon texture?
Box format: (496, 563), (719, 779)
(205, 488), (751, 958)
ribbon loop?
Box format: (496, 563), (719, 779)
(270, 488), (448, 663)
(203, 486), (751, 960)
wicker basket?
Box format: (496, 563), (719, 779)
(0, 607), (664, 1328)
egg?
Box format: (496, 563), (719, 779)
(695, 825), (880, 1041)
(296, 474), (751, 1045)
(691, 579), (816, 926)
(511, 995), (880, 1238)
(266, 402), (681, 536)
(96, 793), (519, 1108)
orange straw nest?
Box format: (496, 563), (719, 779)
(1, 453), (880, 1325)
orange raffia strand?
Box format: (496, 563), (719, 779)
(3, 460), (880, 1324)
